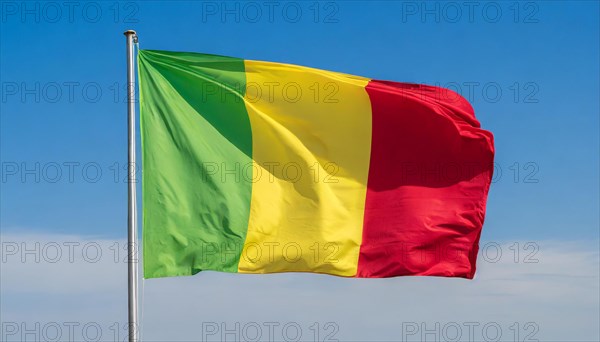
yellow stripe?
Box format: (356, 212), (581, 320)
(238, 60), (372, 276)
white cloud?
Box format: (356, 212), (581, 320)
(1, 233), (598, 341)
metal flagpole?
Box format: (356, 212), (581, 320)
(124, 29), (138, 342)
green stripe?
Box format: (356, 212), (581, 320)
(139, 50), (252, 278)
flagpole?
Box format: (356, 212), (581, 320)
(124, 29), (138, 342)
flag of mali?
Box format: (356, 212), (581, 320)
(138, 50), (494, 279)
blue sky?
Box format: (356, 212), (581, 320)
(1, 1), (599, 341)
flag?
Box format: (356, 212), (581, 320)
(138, 49), (494, 279)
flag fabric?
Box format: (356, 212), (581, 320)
(138, 49), (494, 279)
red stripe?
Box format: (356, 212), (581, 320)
(357, 80), (494, 278)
